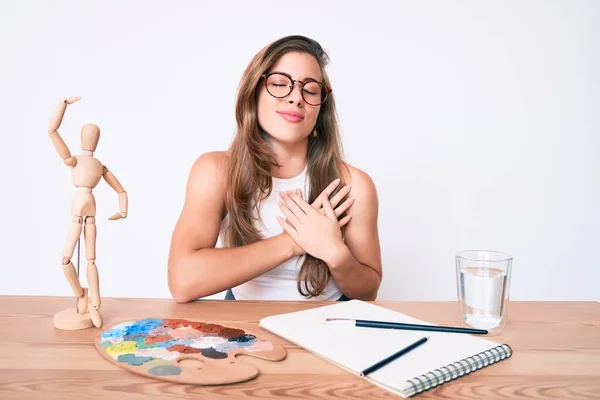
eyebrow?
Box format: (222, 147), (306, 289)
(269, 70), (322, 83)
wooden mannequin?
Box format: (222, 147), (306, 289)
(49, 96), (128, 330)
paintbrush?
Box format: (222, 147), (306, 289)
(324, 318), (488, 335)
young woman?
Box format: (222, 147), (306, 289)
(168, 35), (382, 302)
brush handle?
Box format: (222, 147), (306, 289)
(355, 320), (488, 335)
(360, 336), (429, 377)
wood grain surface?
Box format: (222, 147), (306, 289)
(0, 296), (598, 399)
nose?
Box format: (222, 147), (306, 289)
(287, 81), (304, 105)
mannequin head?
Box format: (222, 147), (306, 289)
(81, 123), (100, 152)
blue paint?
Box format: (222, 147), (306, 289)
(111, 321), (136, 331)
(126, 318), (163, 333)
(215, 341), (240, 354)
(151, 339), (179, 349)
(228, 334), (256, 343)
(123, 332), (146, 342)
(118, 354), (153, 366)
(235, 340), (257, 349)
(148, 365), (182, 376)
(101, 328), (126, 339)
(174, 340), (195, 347)
(123, 325), (149, 335)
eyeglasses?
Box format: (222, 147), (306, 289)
(260, 72), (332, 106)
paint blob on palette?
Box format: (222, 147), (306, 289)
(95, 318), (287, 385)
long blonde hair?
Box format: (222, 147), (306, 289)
(224, 35), (349, 297)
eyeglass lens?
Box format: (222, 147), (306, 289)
(265, 73), (326, 105)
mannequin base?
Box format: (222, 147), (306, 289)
(54, 307), (95, 330)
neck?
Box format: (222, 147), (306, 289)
(268, 138), (309, 179)
(81, 150), (93, 156)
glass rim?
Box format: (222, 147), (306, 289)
(455, 250), (513, 262)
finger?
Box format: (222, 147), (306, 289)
(278, 200), (301, 226)
(295, 188), (309, 207)
(338, 215), (352, 227)
(285, 217), (296, 230)
(322, 195), (336, 220)
(330, 184), (352, 208)
(277, 216), (297, 237)
(288, 192), (313, 215)
(280, 193), (307, 220)
(311, 178), (341, 208)
(281, 191), (297, 202)
(334, 197), (355, 218)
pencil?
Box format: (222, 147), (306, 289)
(324, 318), (488, 335)
(360, 336), (429, 377)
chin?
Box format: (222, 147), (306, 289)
(265, 126), (309, 144)
(271, 133), (308, 145)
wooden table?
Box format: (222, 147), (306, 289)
(0, 296), (598, 399)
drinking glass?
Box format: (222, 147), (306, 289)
(455, 250), (513, 335)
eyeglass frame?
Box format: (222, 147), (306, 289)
(260, 71), (332, 106)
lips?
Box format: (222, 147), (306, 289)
(278, 110), (304, 123)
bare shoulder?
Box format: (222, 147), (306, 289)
(341, 162), (378, 204)
(182, 150), (231, 217)
(189, 150), (230, 179)
(171, 151), (230, 251)
(186, 151), (230, 191)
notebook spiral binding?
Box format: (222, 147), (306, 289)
(405, 343), (513, 397)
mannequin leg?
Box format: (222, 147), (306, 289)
(84, 216), (102, 328)
(61, 216), (88, 314)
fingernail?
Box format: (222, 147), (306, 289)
(278, 201), (283, 207)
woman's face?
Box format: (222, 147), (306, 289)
(257, 51), (323, 145)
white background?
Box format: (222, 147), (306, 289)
(1, 0), (598, 301)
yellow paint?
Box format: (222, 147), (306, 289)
(106, 341), (138, 358)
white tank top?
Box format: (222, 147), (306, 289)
(217, 164), (342, 301)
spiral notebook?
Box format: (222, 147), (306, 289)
(259, 300), (512, 397)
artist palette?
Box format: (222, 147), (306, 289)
(95, 317), (286, 385)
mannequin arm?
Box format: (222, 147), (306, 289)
(103, 165), (128, 219)
(48, 97), (80, 167)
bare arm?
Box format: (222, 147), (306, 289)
(48, 97), (80, 167)
(323, 166), (382, 301)
(167, 152), (297, 303)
